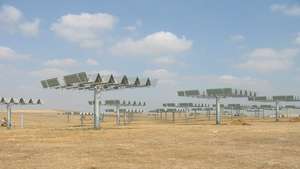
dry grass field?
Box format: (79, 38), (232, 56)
(1, 111), (300, 169)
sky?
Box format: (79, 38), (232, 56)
(1, 0), (300, 111)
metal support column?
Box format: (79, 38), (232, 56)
(216, 97), (221, 125)
(80, 113), (83, 127)
(275, 101), (279, 122)
(116, 105), (120, 125)
(7, 104), (12, 129)
(172, 111), (175, 122)
(93, 87), (100, 128)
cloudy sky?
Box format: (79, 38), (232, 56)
(1, 0), (300, 111)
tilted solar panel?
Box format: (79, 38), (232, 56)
(41, 80), (48, 88)
(184, 90), (200, 96)
(177, 91), (185, 96)
(64, 72), (88, 86)
(46, 78), (60, 87)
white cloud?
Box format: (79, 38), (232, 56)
(44, 58), (78, 67)
(229, 34), (245, 43)
(111, 31), (192, 57)
(295, 33), (300, 45)
(0, 46), (30, 60)
(271, 4), (300, 16)
(30, 68), (67, 78)
(238, 48), (299, 73)
(0, 5), (40, 37)
(91, 70), (119, 75)
(51, 12), (117, 49)
(19, 19), (40, 37)
(144, 68), (177, 85)
(86, 58), (99, 65)
(124, 19), (143, 32)
(153, 57), (179, 66)
(124, 26), (137, 32)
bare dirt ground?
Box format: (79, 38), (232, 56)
(1, 111), (300, 169)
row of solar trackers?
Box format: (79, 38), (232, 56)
(248, 95), (300, 102)
(0, 97), (42, 105)
(41, 72), (155, 89)
(89, 100), (146, 106)
(163, 103), (210, 108)
(151, 108), (212, 113)
(64, 112), (93, 115)
(177, 88), (257, 97)
(105, 109), (144, 113)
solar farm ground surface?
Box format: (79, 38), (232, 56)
(0, 111), (300, 169)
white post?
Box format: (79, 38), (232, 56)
(116, 105), (120, 125)
(7, 104), (12, 129)
(275, 101), (279, 122)
(216, 97), (221, 125)
(80, 112), (83, 127)
(124, 111), (128, 124)
(93, 87), (100, 128)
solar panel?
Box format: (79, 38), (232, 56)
(64, 72), (88, 86)
(94, 74), (102, 83)
(178, 103), (189, 107)
(121, 76), (129, 85)
(254, 96), (267, 101)
(206, 88), (233, 97)
(41, 80), (48, 88)
(46, 78), (60, 87)
(134, 77), (140, 86)
(166, 108), (177, 112)
(273, 95), (295, 101)
(145, 78), (151, 86)
(105, 100), (120, 105)
(78, 72), (88, 82)
(177, 91), (185, 96)
(0, 97), (7, 104)
(19, 98), (26, 104)
(184, 90), (200, 96)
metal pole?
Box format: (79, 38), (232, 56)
(160, 110), (162, 120)
(172, 111), (175, 122)
(116, 105), (120, 125)
(275, 101), (279, 122)
(93, 87), (100, 128)
(231, 106), (233, 120)
(80, 113), (83, 127)
(7, 104), (12, 129)
(216, 97), (221, 125)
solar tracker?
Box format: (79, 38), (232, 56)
(249, 95), (300, 121)
(0, 97), (42, 129)
(177, 88), (257, 125)
(41, 72), (154, 128)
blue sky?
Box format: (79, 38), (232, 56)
(1, 0), (300, 111)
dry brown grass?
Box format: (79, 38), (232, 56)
(1, 111), (300, 169)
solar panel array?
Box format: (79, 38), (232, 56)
(41, 72), (155, 91)
(177, 88), (256, 98)
(163, 103), (210, 108)
(89, 100), (146, 107)
(0, 97), (42, 105)
(248, 95), (300, 102)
